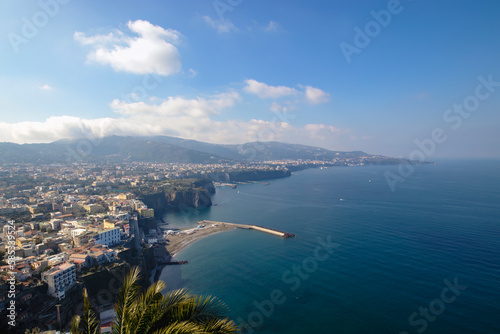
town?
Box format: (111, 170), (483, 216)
(0, 156), (400, 332)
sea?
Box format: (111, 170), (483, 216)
(159, 160), (500, 334)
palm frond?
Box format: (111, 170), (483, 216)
(132, 280), (167, 333)
(174, 295), (230, 324)
(150, 321), (203, 334)
(147, 288), (190, 332)
(70, 315), (81, 334)
(200, 318), (238, 334)
(71, 289), (100, 334)
(112, 266), (142, 334)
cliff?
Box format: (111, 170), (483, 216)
(140, 188), (213, 215)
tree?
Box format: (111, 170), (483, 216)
(71, 289), (100, 334)
(70, 266), (237, 334)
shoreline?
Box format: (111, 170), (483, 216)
(164, 222), (238, 257)
(155, 221), (294, 282)
(153, 223), (237, 282)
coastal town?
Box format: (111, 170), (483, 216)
(0, 154), (400, 332)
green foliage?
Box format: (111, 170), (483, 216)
(70, 266), (237, 334)
(24, 327), (41, 334)
(70, 289), (101, 334)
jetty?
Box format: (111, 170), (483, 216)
(158, 260), (189, 265)
(200, 220), (295, 238)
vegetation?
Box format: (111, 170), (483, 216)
(70, 266), (237, 334)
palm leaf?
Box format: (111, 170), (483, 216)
(132, 280), (167, 333)
(112, 266), (141, 334)
(70, 289), (100, 334)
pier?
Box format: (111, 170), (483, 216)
(158, 260), (189, 265)
(200, 220), (295, 238)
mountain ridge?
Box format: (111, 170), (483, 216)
(0, 135), (385, 164)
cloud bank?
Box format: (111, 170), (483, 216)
(0, 91), (346, 147)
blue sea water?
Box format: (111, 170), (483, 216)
(159, 160), (500, 334)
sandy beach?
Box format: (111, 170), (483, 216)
(164, 223), (238, 258)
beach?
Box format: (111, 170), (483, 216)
(164, 222), (238, 258)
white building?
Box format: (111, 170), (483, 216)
(70, 228), (87, 238)
(42, 262), (77, 300)
(94, 227), (121, 247)
(47, 252), (69, 266)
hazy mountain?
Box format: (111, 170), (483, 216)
(0, 135), (374, 164)
(222, 141), (366, 161)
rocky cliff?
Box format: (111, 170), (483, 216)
(141, 188), (213, 215)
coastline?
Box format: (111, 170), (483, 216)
(154, 221), (295, 282)
(153, 223), (237, 282)
(164, 223), (238, 258)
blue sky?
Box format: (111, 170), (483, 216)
(0, 0), (499, 158)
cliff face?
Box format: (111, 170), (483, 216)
(193, 179), (216, 194)
(141, 188), (212, 215)
(141, 192), (168, 213)
(164, 190), (212, 209)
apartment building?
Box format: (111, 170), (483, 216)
(42, 262), (77, 300)
(94, 227), (121, 247)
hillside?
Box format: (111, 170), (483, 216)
(0, 135), (384, 164)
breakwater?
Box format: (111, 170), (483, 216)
(200, 220), (295, 238)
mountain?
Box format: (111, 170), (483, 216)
(0, 135), (378, 164)
(223, 141), (366, 161)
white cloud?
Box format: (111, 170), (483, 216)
(305, 86), (330, 104)
(203, 16), (238, 33)
(74, 20), (182, 76)
(187, 68), (197, 78)
(263, 21), (279, 32)
(0, 91), (349, 148)
(39, 84), (53, 91)
(244, 79), (299, 99)
(304, 124), (343, 140)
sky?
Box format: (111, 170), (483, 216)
(0, 0), (499, 159)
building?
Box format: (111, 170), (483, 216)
(118, 193), (134, 200)
(138, 208), (154, 218)
(83, 204), (105, 214)
(70, 228), (87, 238)
(69, 253), (92, 271)
(42, 262), (77, 300)
(74, 231), (96, 247)
(103, 220), (116, 229)
(94, 227), (121, 247)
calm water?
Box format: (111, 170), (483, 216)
(160, 160), (500, 334)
